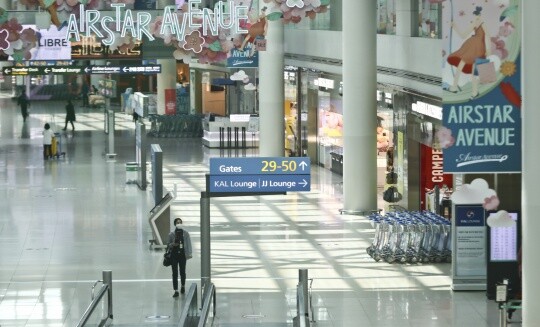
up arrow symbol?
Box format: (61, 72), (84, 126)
(299, 161), (308, 171)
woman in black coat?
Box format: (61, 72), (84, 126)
(62, 100), (76, 131)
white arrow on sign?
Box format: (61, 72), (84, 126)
(122, 67), (129, 72)
(299, 179), (308, 188)
(84, 67), (90, 73)
(4, 68), (11, 74)
(299, 161), (308, 171)
(44, 68), (50, 74)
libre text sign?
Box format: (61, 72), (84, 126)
(209, 157), (311, 193)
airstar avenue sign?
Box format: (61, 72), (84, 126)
(65, 0), (249, 45)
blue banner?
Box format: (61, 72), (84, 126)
(441, 1), (521, 173)
(227, 42), (259, 68)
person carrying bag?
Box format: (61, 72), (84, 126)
(167, 218), (192, 297)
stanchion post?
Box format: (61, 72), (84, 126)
(201, 191), (211, 295)
(299, 269), (309, 319)
(102, 270), (113, 319)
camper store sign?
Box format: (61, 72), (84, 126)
(65, 0), (249, 46)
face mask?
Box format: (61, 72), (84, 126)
(176, 224), (182, 229)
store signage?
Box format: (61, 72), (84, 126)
(71, 35), (142, 59)
(452, 204), (487, 290)
(314, 78), (334, 89)
(420, 144), (453, 210)
(441, 1), (521, 173)
(209, 157), (311, 193)
(65, 1), (248, 45)
(413, 101), (442, 120)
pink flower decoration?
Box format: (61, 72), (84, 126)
(183, 30), (205, 53)
(498, 22), (514, 38)
(436, 126), (455, 149)
(491, 37), (508, 59)
(0, 29), (9, 50)
(483, 195), (500, 211)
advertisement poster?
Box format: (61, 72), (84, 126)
(455, 204), (486, 277)
(227, 42), (259, 68)
(165, 89), (177, 115)
(441, 1), (521, 173)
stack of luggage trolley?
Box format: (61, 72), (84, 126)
(366, 211), (451, 264)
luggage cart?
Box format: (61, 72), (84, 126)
(51, 133), (66, 159)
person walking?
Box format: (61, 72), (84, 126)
(167, 218), (192, 297)
(42, 123), (54, 159)
(17, 89), (30, 122)
(62, 100), (76, 131)
(81, 82), (89, 107)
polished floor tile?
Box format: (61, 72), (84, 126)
(0, 95), (519, 326)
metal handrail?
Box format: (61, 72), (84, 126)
(198, 283), (216, 327)
(178, 284), (199, 327)
(76, 271), (113, 327)
(76, 285), (109, 327)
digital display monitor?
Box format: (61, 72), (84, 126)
(489, 212), (518, 262)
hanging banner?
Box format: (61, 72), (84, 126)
(441, 1), (521, 173)
(420, 144), (453, 210)
(227, 42), (259, 68)
(165, 89), (177, 115)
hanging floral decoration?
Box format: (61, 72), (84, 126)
(0, 9), (38, 61)
(0, 0), (330, 63)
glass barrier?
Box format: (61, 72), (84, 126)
(418, 0), (442, 39)
(377, 0), (396, 35)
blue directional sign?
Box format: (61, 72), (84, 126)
(210, 157), (310, 175)
(210, 174), (310, 193)
(209, 157), (311, 193)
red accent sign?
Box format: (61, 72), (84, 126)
(165, 89), (176, 115)
(420, 144), (453, 210)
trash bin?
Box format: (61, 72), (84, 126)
(126, 162), (138, 184)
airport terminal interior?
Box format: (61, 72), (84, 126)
(0, 98), (516, 326)
(0, 0), (529, 326)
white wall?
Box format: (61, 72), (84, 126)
(284, 29), (442, 96)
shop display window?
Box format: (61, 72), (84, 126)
(418, 0), (442, 39)
(377, 0), (396, 35)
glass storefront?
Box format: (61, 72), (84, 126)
(418, 0), (442, 39)
(377, 0), (396, 35)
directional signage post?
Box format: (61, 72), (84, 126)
(209, 157), (311, 193)
(201, 157), (311, 294)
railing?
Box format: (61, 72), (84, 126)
(178, 284), (199, 327)
(76, 271), (113, 327)
(199, 283), (216, 327)
(178, 283), (216, 327)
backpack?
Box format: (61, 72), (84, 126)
(383, 186), (402, 203)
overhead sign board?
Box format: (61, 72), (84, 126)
(2, 65), (161, 76)
(210, 174), (310, 193)
(209, 157), (311, 193)
(2, 66), (82, 75)
(83, 65), (161, 74)
(210, 157), (310, 175)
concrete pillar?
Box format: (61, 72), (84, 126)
(342, 0), (377, 212)
(157, 59), (177, 115)
(258, 19), (285, 157)
(522, 0), (540, 324)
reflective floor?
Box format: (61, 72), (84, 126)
(0, 96), (519, 326)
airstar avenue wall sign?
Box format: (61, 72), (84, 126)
(65, 0), (249, 45)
